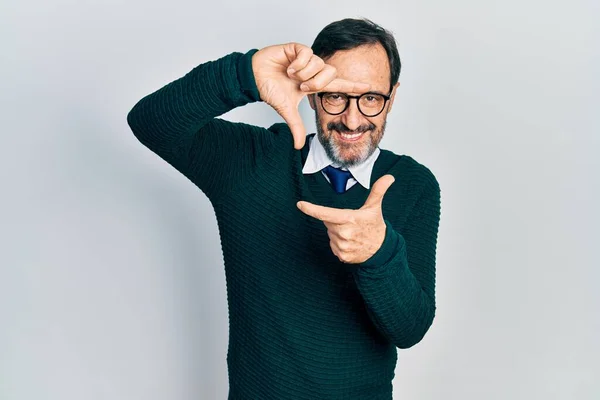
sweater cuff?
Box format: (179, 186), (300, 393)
(237, 48), (261, 102)
(359, 220), (404, 269)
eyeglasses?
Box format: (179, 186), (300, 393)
(317, 91), (392, 117)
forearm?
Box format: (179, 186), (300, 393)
(126, 49), (260, 167)
(353, 222), (436, 348)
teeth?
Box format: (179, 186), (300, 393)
(340, 132), (362, 139)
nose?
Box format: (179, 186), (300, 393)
(341, 98), (363, 131)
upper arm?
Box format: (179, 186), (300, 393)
(182, 118), (279, 199)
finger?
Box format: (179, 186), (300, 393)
(303, 77), (371, 94)
(298, 64), (337, 92)
(278, 105), (306, 149)
(325, 226), (347, 242)
(296, 201), (350, 224)
(329, 240), (354, 264)
(290, 55), (325, 82)
(284, 43), (313, 74)
(329, 239), (342, 261)
(361, 174), (395, 209)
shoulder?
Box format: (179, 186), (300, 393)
(266, 122), (310, 157)
(378, 149), (439, 194)
(267, 122), (293, 140)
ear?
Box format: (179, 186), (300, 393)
(386, 82), (400, 114)
(307, 93), (317, 110)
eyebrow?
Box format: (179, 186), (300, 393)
(363, 90), (388, 96)
(325, 90), (389, 96)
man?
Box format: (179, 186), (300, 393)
(127, 18), (440, 400)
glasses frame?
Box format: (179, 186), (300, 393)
(317, 90), (393, 117)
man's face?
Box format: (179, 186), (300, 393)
(309, 43), (399, 168)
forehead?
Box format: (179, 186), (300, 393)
(324, 43), (390, 93)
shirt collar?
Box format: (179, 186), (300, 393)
(302, 134), (380, 189)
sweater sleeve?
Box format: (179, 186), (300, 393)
(353, 174), (441, 349)
(126, 49), (277, 200)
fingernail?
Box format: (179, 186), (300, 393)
(300, 83), (309, 91)
(288, 68), (295, 74)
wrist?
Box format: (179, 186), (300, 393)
(237, 49), (261, 102)
(360, 220), (402, 269)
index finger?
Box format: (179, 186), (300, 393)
(305, 78), (370, 94)
(296, 201), (350, 224)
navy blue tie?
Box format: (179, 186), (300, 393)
(323, 165), (352, 193)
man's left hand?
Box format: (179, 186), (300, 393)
(296, 175), (395, 264)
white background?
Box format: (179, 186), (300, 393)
(1, 0), (598, 398)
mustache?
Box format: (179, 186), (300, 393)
(327, 122), (376, 134)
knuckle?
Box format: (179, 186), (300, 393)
(301, 47), (313, 58)
(338, 252), (352, 263)
(337, 240), (350, 251)
(321, 64), (333, 73)
(330, 240), (339, 254)
(339, 228), (352, 241)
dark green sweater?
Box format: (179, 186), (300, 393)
(127, 50), (441, 400)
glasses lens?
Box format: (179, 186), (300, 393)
(358, 93), (386, 117)
(321, 93), (348, 115)
(320, 92), (387, 116)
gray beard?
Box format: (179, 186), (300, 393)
(315, 115), (386, 169)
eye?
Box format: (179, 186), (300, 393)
(364, 95), (381, 103)
(323, 93), (346, 104)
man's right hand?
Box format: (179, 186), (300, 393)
(252, 43), (370, 150)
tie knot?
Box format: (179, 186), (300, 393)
(323, 165), (352, 193)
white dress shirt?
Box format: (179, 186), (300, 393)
(302, 134), (381, 190)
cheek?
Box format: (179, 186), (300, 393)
(317, 113), (336, 130)
(371, 116), (387, 133)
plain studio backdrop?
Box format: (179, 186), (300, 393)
(1, 0), (598, 399)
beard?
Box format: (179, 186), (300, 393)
(315, 112), (386, 169)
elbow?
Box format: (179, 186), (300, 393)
(126, 101), (144, 139)
(126, 99), (155, 149)
(395, 330), (429, 349)
(394, 307), (436, 349)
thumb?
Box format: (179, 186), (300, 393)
(279, 105), (306, 149)
(362, 174), (395, 209)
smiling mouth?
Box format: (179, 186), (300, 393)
(336, 130), (365, 142)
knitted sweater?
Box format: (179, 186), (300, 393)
(127, 49), (441, 400)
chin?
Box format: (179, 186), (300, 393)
(333, 147), (371, 168)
